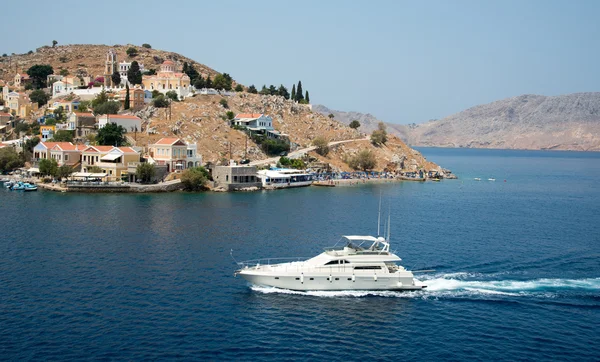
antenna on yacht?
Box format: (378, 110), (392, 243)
(377, 192), (382, 236)
(387, 208), (391, 242)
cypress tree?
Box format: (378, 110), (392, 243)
(205, 75), (212, 89)
(127, 61), (142, 85)
(291, 84), (296, 101)
(296, 81), (304, 102)
(305, 91), (310, 103)
(124, 83), (130, 110)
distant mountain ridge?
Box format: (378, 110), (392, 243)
(312, 104), (409, 140)
(317, 92), (600, 151)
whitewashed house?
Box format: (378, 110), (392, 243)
(97, 114), (142, 132)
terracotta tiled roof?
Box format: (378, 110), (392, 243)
(100, 114), (141, 120)
(153, 137), (182, 145)
(82, 145), (115, 153)
(117, 147), (139, 153)
(163, 60), (174, 65)
(0, 113), (11, 117)
(235, 113), (263, 119)
(52, 143), (84, 151)
(74, 112), (94, 117)
(39, 141), (73, 150)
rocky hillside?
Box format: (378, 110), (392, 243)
(404, 93), (600, 151)
(0, 44), (220, 82)
(133, 93), (438, 172)
(313, 104), (409, 140)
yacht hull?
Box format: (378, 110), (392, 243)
(239, 271), (426, 291)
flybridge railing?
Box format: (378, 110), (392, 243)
(237, 257), (307, 268)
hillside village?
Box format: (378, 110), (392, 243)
(0, 43), (448, 191)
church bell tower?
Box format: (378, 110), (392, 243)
(104, 49), (118, 87)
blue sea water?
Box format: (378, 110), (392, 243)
(1, 148), (599, 361)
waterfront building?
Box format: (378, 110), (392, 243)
(32, 141), (75, 164)
(148, 137), (200, 172)
(49, 143), (84, 167)
(212, 165), (262, 191)
(80, 145), (140, 181)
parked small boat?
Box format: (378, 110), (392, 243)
(474, 178), (481, 181)
(23, 183), (38, 191)
(488, 178), (496, 181)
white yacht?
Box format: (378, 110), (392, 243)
(256, 168), (313, 189)
(235, 235), (426, 291)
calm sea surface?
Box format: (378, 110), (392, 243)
(1, 148), (599, 361)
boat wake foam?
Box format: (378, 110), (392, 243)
(250, 274), (600, 299)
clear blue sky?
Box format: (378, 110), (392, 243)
(3, 0), (599, 124)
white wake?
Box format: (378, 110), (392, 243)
(250, 274), (600, 299)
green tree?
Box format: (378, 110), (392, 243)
(291, 84), (296, 101)
(97, 122), (126, 146)
(111, 71), (121, 86)
(88, 165), (102, 173)
(78, 100), (91, 112)
(127, 61), (142, 85)
(313, 136), (330, 156)
(57, 164), (73, 180)
(261, 139), (290, 156)
(0, 148), (24, 173)
(27, 64), (54, 88)
(29, 89), (49, 106)
(151, 90), (161, 98)
(328, 113), (334, 119)
(193, 75), (205, 89)
(348, 149), (377, 171)
(59, 68), (69, 76)
(124, 83), (130, 110)
(259, 85), (269, 95)
(142, 43), (152, 49)
(93, 101), (120, 115)
(349, 120), (361, 129)
(51, 130), (74, 142)
(91, 89), (109, 108)
(213, 73), (232, 90)
(234, 84), (243, 92)
(126, 47), (138, 57)
(52, 40), (58, 47)
(295, 81), (304, 102)
(305, 91), (310, 103)
(370, 122), (388, 145)
(153, 95), (169, 108)
(181, 166), (209, 191)
(183, 62), (199, 83)
(53, 106), (66, 122)
(165, 90), (178, 102)
(219, 98), (228, 108)
(248, 84), (257, 94)
(226, 111), (235, 120)
(205, 75), (212, 89)
(39, 158), (59, 177)
(135, 163), (156, 183)
(268, 85), (277, 95)
(276, 85), (290, 99)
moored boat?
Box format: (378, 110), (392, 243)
(256, 168), (313, 189)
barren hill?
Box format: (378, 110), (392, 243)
(0, 44), (220, 82)
(134, 93), (437, 172)
(405, 93), (600, 151)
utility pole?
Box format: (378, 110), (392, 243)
(244, 134), (247, 160)
(229, 141), (232, 165)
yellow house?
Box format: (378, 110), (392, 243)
(40, 125), (56, 141)
(142, 60), (190, 92)
(149, 137), (188, 172)
(80, 145), (140, 181)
